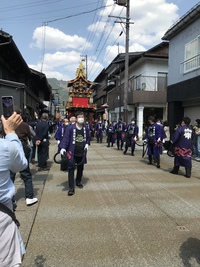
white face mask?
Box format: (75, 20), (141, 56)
(131, 121), (135, 124)
(77, 118), (84, 124)
(65, 122), (68, 126)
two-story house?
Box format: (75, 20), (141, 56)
(162, 2), (200, 132)
(0, 30), (52, 119)
(94, 42), (168, 139)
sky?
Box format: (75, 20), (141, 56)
(0, 0), (199, 82)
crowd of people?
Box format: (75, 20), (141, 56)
(88, 115), (199, 179)
(0, 108), (199, 266)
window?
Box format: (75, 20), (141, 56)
(182, 36), (200, 73)
(157, 72), (167, 91)
(135, 75), (141, 90)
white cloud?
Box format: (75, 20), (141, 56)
(29, 50), (93, 80)
(89, 0), (178, 48)
(31, 26), (91, 51)
(29, 0), (180, 81)
(29, 63), (70, 80)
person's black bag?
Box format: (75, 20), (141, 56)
(54, 150), (87, 171)
(54, 152), (69, 171)
(60, 154), (69, 171)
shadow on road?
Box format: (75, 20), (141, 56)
(179, 237), (200, 267)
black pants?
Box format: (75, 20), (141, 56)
(10, 164), (34, 199)
(38, 140), (49, 168)
(68, 156), (84, 191)
(148, 143), (160, 166)
(107, 133), (113, 146)
(116, 132), (123, 149)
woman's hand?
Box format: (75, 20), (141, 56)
(1, 112), (22, 135)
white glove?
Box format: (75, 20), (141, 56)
(84, 144), (89, 150)
(157, 138), (161, 142)
(134, 136), (137, 141)
(60, 148), (66, 155)
(143, 139), (147, 143)
(162, 139), (165, 143)
(57, 140), (60, 145)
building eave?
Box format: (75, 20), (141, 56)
(162, 3), (200, 40)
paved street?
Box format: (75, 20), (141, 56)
(14, 138), (200, 267)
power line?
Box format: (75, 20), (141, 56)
(87, 3), (117, 74)
(0, 1), (103, 22)
(89, 31), (122, 80)
(81, 0), (105, 55)
(0, 0), (63, 12)
(88, 5), (124, 77)
(43, 5), (112, 24)
(39, 3), (112, 75)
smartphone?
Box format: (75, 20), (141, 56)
(1, 96), (14, 119)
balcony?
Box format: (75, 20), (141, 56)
(180, 54), (200, 74)
(127, 75), (167, 104)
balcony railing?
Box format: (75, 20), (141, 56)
(180, 54), (200, 74)
(132, 75), (167, 92)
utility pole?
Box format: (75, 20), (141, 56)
(112, 0), (131, 124)
(124, 0), (130, 124)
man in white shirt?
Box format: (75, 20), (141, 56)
(0, 112), (28, 267)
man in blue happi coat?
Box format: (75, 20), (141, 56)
(59, 112), (90, 196)
(170, 116), (193, 178)
(54, 117), (69, 151)
(144, 116), (163, 168)
(85, 120), (92, 145)
(95, 119), (105, 143)
(114, 118), (126, 150)
(123, 118), (139, 156)
(106, 121), (115, 147)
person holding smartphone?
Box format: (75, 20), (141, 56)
(0, 112), (28, 266)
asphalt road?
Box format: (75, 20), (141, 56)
(14, 139), (200, 267)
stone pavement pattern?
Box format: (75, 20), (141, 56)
(14, 139), (200, 267)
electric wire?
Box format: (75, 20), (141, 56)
(88, 5), (125, 79)
(0, 1), (103, 22)
(89, 30), (122, 80)
(87, 3), (117, 73)
(81, 0), (104, 56)
(39, 3), (112, 75)
(0, 0), (63, 12)
(44, 4), (112, 24)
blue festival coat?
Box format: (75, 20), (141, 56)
(54, 124), (68, 142)
(145, 123), (163, 157)
(171, 125), (193, 168)
(85, 123), (92, 144)
(114, 122), (126, 141)
(106, 124), (116, 143)
(95, 122), (105, 139)
(125, 124), (139, 149)
(59, 123), (90, 169)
